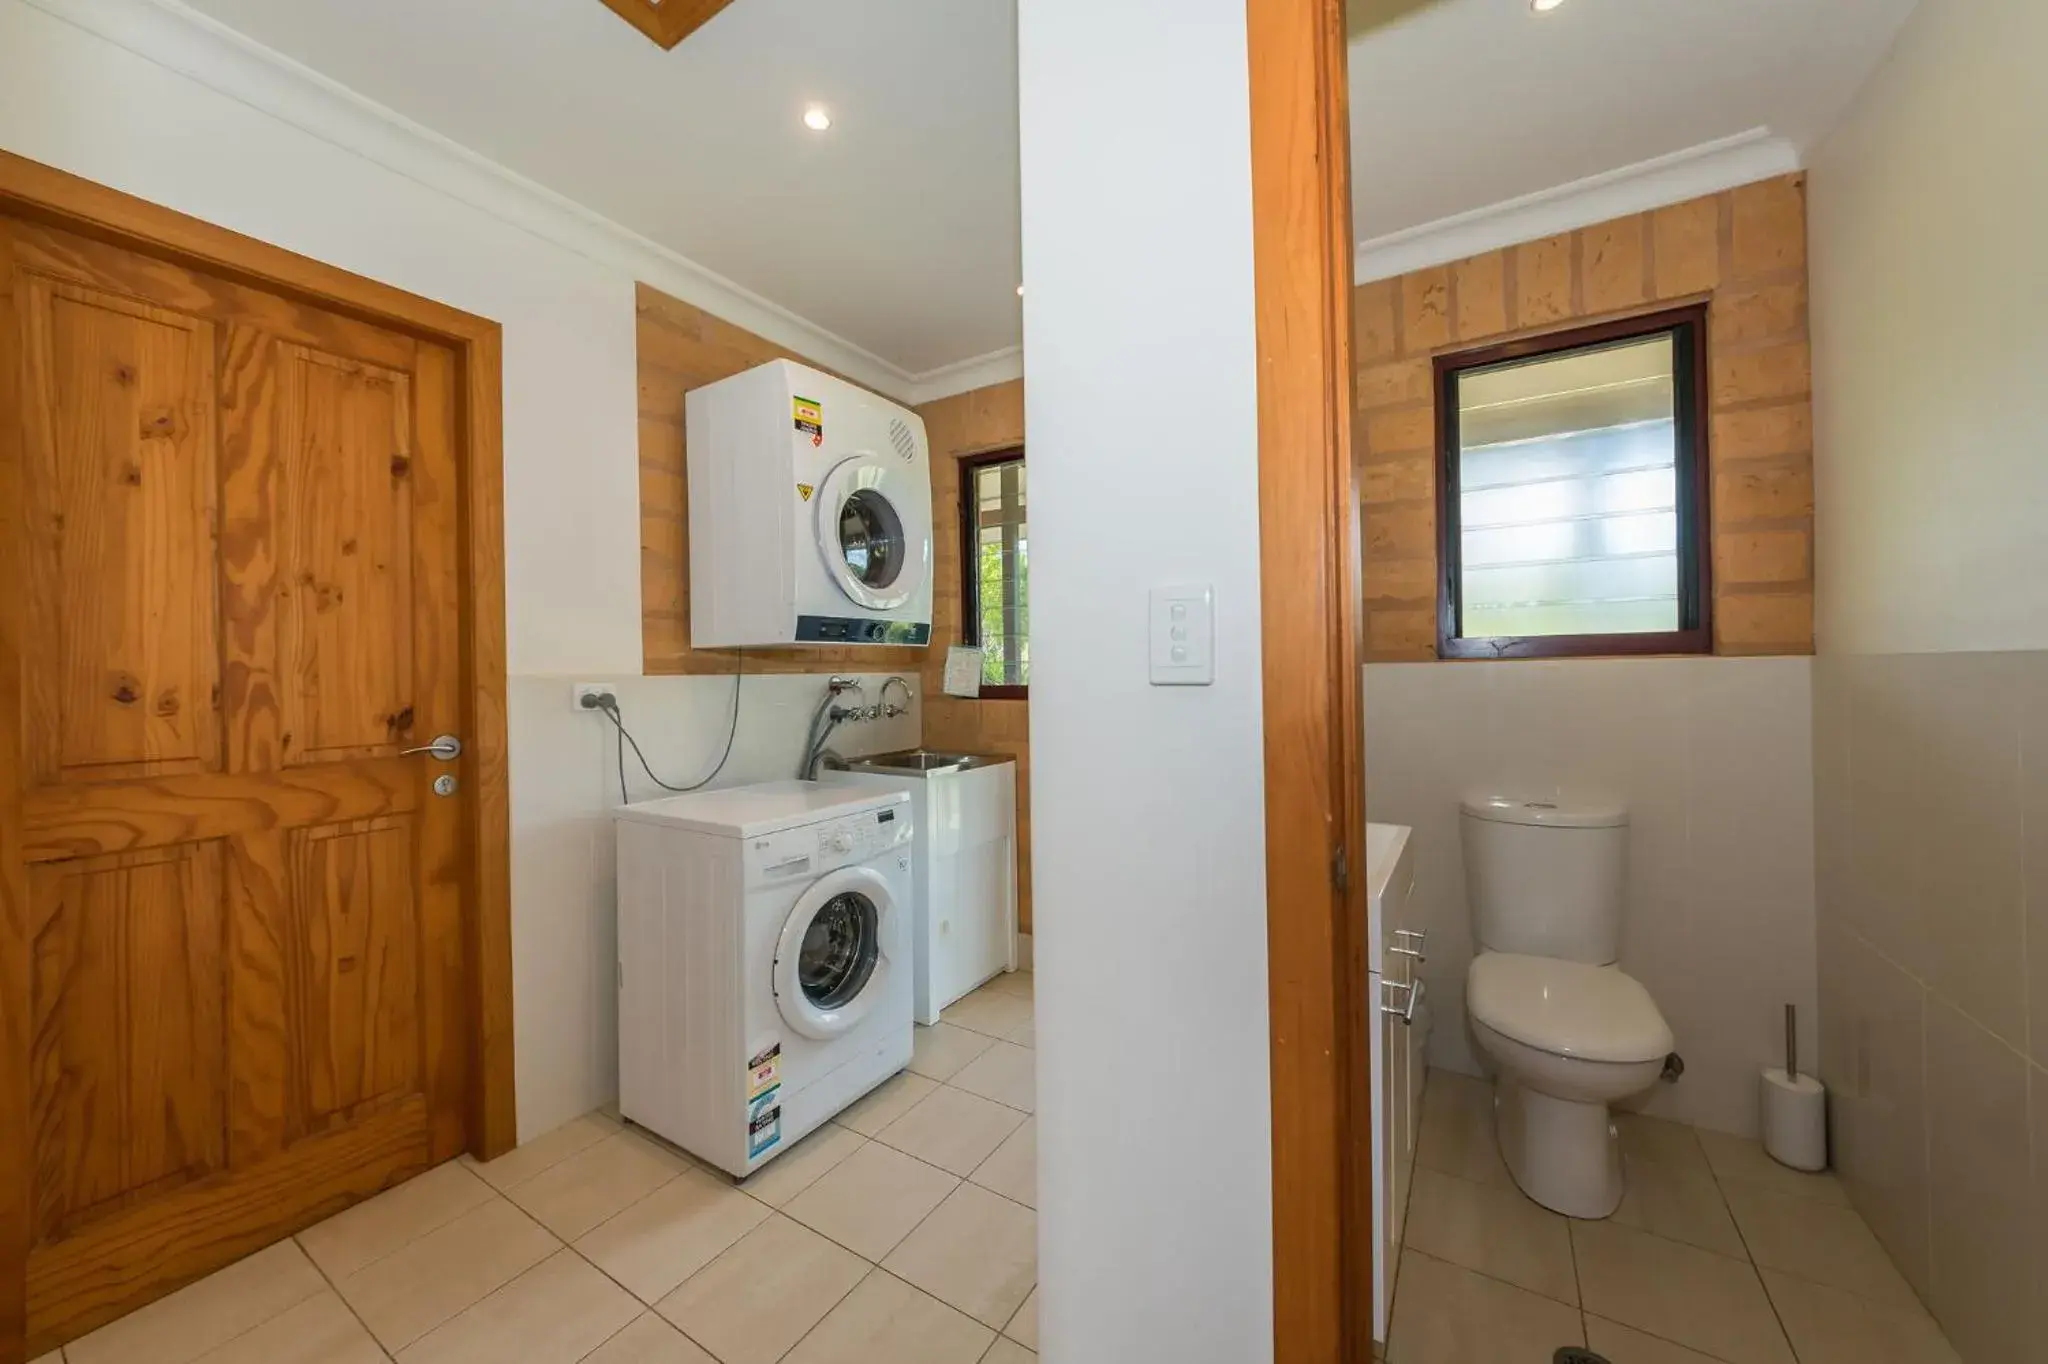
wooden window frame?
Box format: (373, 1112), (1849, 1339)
(1434, 304), (1714, 661)
(957, 446), (1029, 700)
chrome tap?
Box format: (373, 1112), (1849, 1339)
(879, 675), (914, 719)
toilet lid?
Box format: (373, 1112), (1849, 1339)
(1467, 953), (1673, 1064)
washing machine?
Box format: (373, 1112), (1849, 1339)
(686, 359), (933, 649)
(616, 781), (914, 1177)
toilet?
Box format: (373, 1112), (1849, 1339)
(1461, 793), (1674, 1219)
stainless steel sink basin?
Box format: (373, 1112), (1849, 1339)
(847, 749), (1006, 775)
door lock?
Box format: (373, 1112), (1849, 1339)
(433, 773), (459, 797)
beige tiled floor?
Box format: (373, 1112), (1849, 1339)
(47, 974), (1039, 1364)
(1389, 1068), (1962, 1364)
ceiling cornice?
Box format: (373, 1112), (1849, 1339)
(19, 0), (1024, 403)
(1354, 127), (1801, 283)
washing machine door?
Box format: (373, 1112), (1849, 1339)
(773, 864), (899, 1041)
(815, 455), (929, 611)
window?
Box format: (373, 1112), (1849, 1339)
(960, 448), (1028, 696)
(1436, 306), (1711, 659)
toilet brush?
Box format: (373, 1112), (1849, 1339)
(1760, 1003), (1827, 1171)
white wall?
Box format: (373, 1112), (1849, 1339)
(1808, 0), (2048, 655)
(1019, 2), (1272, 1360)
(0, 0), (918, 1140)
(1365, 657), (1817, 1137)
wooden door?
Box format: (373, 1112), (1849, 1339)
(0, 215), (472, 1354)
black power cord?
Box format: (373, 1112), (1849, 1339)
(597, 649), (744, 804)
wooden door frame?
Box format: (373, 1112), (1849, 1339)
(0, 149), (516, 1362)
(1246, 1), (1372, 1360)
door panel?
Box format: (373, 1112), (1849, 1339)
(29, 844), (227, 1244)
(20, 279), (220, 787)
(2, 215), (471, 1354)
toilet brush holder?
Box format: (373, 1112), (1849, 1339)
(1761, 1003), (1826, 1171)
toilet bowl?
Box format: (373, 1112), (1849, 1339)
(1458, 792), (1674, 1219)
(1467, 951), (1672, 1217)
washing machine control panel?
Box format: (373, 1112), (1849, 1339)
(746, 803), (912, 880)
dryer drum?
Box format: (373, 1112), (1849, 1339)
(800, 891), (881, 1010)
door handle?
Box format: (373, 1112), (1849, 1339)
(401, 734), (462, 761)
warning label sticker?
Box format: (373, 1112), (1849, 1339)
(747, 1042), (782, 1102)
(793, 396), (824, 447)
(796, 482), (814, 503)
(747, 1088), (782, 1160)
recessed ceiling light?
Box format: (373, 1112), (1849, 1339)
(1531, 0), (1566, 11)
(803, 105), (832, 132)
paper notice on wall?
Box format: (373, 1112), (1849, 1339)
(943, 647), (984, 698)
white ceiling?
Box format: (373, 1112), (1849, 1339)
(172, 0), (1913, 383)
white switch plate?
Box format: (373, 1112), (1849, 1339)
(1149, 585), (1215, 686)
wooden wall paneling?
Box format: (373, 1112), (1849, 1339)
(1246, 0), (1373, 1358)
(633, 282), (910, 677)
(0, 215), (35, 1364)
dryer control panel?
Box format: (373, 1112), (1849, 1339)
(748, 803), (912, 883)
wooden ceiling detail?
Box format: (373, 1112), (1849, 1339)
(595, 0), (737, 50)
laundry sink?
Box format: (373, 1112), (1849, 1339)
(847, 749), (1004, 775)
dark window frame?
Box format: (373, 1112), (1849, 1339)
(1434, 304), (1714, 661)
(958, 446), (1029, 699)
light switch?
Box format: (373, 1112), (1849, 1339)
(1149, 585), (1214, 685)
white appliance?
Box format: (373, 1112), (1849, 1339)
(1461, 794), (1675, 1218)
(686, 359), (934, 649)
(834, 751), (1019, 1025)
(616, 781), (914, 1177)
(1366, 822), (1423, 1347)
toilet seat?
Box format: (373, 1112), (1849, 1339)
(1467, 953), (1672, 1063)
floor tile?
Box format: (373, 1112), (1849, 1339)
(909, 1024), (996, 1082)
(299, 1161), (498, 1280)
(736, 1122), (866, 1208)
(1721, 1179), (1921, 1309)
(1004, 1288), (1038, 1350)
(781, 1272), (995, 1364)
(941, 986), (1034, 1040)
(784, 1142), (960, 1261)
(983, 1340), (1035, 1363)
(1384, 1250), (1582, 1364)
(1583, 1315), (1727, 1364)
(1616, 1112), (1715, 1182)
(655, 1214), (867, 1364)
(335, 1197), (559, 1352)
(875, 1085), (1029, 1177)
(837, 1071), (940, 1136)
(1005, 1022), (1036, 1049)
(187, 1290), (386, 1364)
(396, 1250), (640, 1363)
(583, 1312), (716, 1363)
(884, 1184), (1037, 1329)
(983, 971), (1034, 1000)
(1696, 1130), (1849, 1206)
(465, 1112), (621, 1192)
(575, 1165), (772, 1305)
(948, 1042), (1036, 1113)
(1570, 1219), (1793, 1364)
(28, 1354), (59, 1364)
(505, 1130), (692, 1241)
(969, 1117), (1036, 1208)
(67, 1239), (327, 1364)
(1762, 1269), (1960, 1364)
(1401, 1167), (1576, 1305)
(1413, 1071), (1513, 1189)
(1610, 1149), (1747, 1259)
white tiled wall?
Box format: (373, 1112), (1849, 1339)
(1364, 656), (1817, 1136)
(1813, 649), (2048, 1361)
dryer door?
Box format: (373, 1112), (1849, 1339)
(816, 455), (930, 611)
(773, 864), (899, 1040)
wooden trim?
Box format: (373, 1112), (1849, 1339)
(0, 151), (518, 1362)
(1246, 0), (1372, 1360)
(957, 446), (1028, 699)
(0, 206), (33, 1364)
(594, 0), (737, 50)
(1433, 304), (1714, 662)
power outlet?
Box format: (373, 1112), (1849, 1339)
(573, 683), (618, 714)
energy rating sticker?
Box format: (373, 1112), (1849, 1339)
(793, 396), (824, 446)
